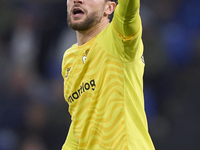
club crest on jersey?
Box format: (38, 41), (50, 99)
(82, 49), (89, 64)
(82, 56), (86, 64)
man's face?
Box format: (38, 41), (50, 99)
(67, 0), (106, 31)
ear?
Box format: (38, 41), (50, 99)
(104, 1), (116, 17)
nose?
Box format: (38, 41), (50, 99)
(73, 0), (83, 4)
(74, 0), (83, 4)
(66, 0), (83, 7)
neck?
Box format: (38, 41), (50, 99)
(76, 18), (109, 46)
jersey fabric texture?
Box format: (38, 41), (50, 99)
(61, 0), (155, 149)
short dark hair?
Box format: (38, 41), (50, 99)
(111, 0), (118, 4)
(107, 0), (118, 4)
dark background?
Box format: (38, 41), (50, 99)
(0, 0), (200, 149)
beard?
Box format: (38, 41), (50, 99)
(67, 9), (103, 31)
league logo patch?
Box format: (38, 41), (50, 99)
(141, 54), (145, 64)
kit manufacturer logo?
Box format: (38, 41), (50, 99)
(65, 67), (71, 78)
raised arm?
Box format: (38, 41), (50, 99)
(113, 0), (141, 39)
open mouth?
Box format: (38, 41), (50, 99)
(73, 8), (84, 15)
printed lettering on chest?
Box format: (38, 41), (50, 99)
(66, 79), (96, 103)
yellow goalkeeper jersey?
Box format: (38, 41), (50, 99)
(62, 1), (155, 149)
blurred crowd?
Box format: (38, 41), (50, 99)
(0, 0), (200, 150)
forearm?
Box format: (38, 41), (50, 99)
(113, 0), (141, 38)
(118, 0), (140, 18)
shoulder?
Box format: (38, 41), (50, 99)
(62, 43), (78, 64)
(63, 43), (77, 56)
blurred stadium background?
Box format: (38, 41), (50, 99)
(0, 0), (200, 149)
